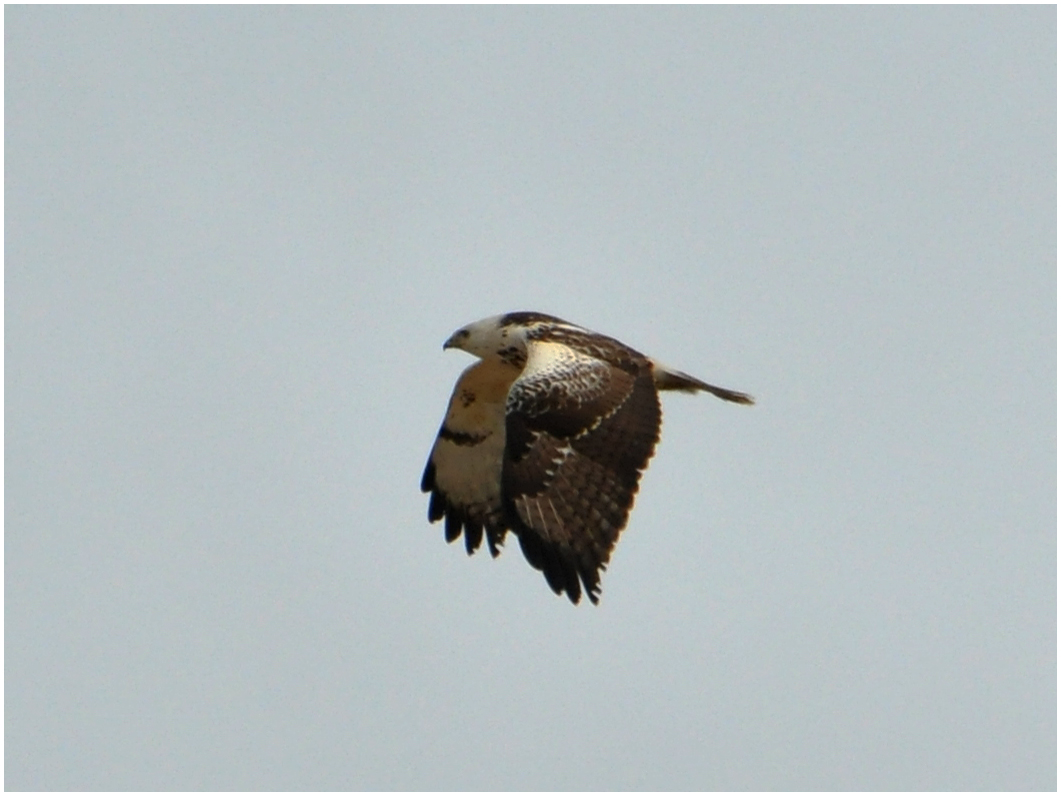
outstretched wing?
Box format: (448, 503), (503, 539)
(421, 359), (519, 556)
(501, 339), (662, 604)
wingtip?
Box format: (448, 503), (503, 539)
(420, 459), (436, 492)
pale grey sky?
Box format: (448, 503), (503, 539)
(6, 6), (1055, 790)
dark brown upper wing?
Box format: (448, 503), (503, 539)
(501, 339), (662, 604)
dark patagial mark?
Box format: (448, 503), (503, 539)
(439, 426), (491, 446)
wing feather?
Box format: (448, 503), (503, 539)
(501, 338), (662, 604)
(421, 359), (519, 557)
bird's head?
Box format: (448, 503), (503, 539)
(443, 314), (516, 359)
(443, 311), (576, 361)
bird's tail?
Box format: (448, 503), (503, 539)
(650, 360), (755, 405)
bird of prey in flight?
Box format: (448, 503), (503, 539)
(421, 311), (753, 605)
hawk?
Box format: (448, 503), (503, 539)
(421, 311), (753, 605)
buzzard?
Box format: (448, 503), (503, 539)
(421, 311), (753, 605)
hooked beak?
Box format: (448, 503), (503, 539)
(443, 329), (468, 350)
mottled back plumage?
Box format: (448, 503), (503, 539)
(421, 312), (753, 604)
